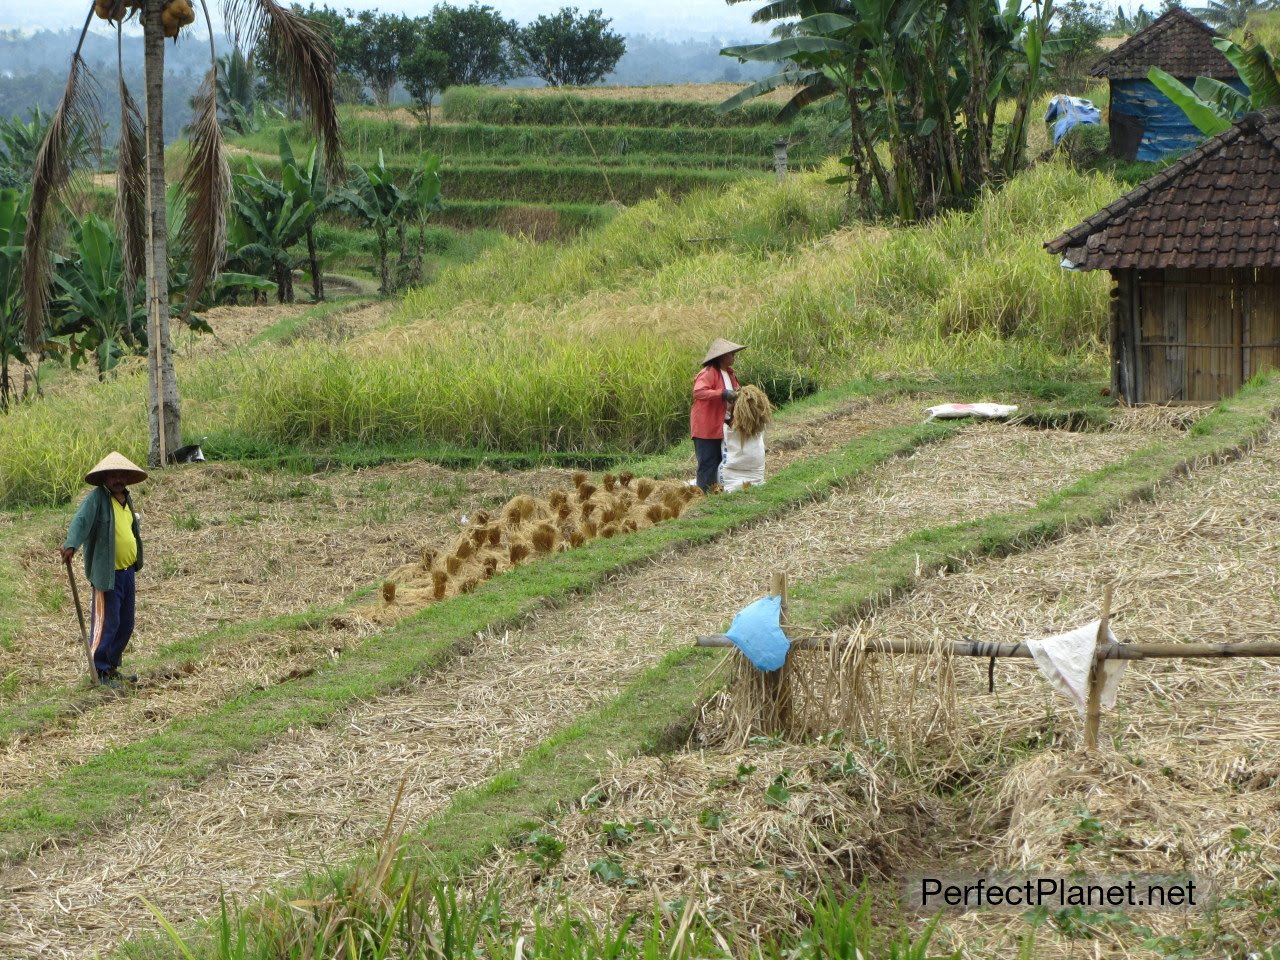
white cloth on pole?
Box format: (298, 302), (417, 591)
(720, 427), (765, 492)
(1026, 619), (1127, 715)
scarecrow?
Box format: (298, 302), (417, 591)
(60, 452), (147, 688)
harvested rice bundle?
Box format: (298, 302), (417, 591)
(644, 504), (665, 524)
(603, 473), (617, 492)
(382, 582), (396, 603)
(473, 510), (491, 525)
(432, 570), (448, 599)
(531, 522), (558, 553)
(458, 576), (480, 595)
(420, 547), (437, 570)
(548, 489), (568, 509)
(454, 537), (475, 560)
(568, 530), (586, 548)
(445, 555), (463, 575)
(599, 523), (619, 539)
(483, 556), (499, 575)
(509, 541), (531, 565)
(730, 384), (774, 438)
(488, 526), (502, 546)
(572, 471), (588, 488)
(619, 471), (634, 487)
(635, 478), (654, 501)
(577, 482), (597, 502)
(503, 495), (539, 525)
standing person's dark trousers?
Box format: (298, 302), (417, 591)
(90, 566), (136, 677)
(693, 437), (722, 492)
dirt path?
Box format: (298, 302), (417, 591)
(0, 421), (1177, 957)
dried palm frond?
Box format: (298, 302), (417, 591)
(176, 70), (229, 323)
(224, 0), (343, 177)
(21, 18), (100, 351)
(114, 26), (146, 319)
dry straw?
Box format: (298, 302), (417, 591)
(729, 384), (773, 439)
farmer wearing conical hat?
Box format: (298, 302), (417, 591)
(691, 338), (744, 492)
(59, 452), (147, 688)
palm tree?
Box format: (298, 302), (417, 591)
(21, 0), (341, 466)
(1191, 0), (1278, 32)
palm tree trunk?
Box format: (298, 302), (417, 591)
(143, 0), (181, 466)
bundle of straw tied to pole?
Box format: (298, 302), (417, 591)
(373, 386), (773, 620)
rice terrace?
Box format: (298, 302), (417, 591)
(2, 0), (1280, 957)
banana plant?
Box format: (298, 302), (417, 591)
(225, 158), (318, 303)
(0, 188), (28, 408)
(336, 149), (442, 294)
(50, 214), (146, 380)
(1149, 36), (1280, 136)
(278, 133), (334, 301)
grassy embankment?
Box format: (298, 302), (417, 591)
(119, 376), (1280, 959)
(0, 161), (1119, 508)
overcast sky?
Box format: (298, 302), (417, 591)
(2, 0), (774, 40)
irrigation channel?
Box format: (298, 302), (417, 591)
(0, 410), (1208, 957)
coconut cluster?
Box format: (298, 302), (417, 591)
(381, 472), (702, 612)
(93, 0), (195, 37)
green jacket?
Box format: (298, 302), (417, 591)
(63, 486), (144, 593)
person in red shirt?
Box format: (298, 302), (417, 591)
(691, 338), (743, 491)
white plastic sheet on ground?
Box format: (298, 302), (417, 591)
(924, 402), (1019, 421)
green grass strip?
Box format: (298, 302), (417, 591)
(0, 420), (956, 864)
(274, 378), (1280, 903)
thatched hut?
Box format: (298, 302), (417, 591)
(1090, 7), (1240, 162)
(1046, 107), (1280, 404)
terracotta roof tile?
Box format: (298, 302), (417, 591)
(1046, 108), (1280, 271)
(1090, 8), (1236, 80)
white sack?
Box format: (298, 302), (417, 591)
(721, 427), (765, 492)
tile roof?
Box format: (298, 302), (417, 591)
(1090, 7), (1236, 80)
(1045, 107), (1280, 271)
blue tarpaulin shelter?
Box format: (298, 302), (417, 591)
(1090, 8), (1241, 162)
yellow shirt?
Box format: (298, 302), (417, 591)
(112, 496), (138, 570)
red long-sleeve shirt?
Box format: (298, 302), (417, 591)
(690, 364), (739, 440)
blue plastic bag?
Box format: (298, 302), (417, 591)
(725, 595), (790, 672)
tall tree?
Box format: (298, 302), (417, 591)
(22, 0), (341, 466)
(427, 3), (523, 87)
(515, 7), (627, 87)
(342, 9), (417, 105)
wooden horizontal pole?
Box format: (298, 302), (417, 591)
(695, 635), (1280, 660)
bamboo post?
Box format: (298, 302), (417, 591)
(763, 571), (792, 731)
(1083, 583), (1113, 751)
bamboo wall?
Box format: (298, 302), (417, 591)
(1118, 267), (1280, 403)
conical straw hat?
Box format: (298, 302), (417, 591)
(702, 338), (746, 365)
(84, 451), (148, 486)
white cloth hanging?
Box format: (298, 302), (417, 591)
(1026, 619), (1127, 715)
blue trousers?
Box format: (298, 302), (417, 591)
(693, 437), (722, 492)
(89, 566), (136, 675)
